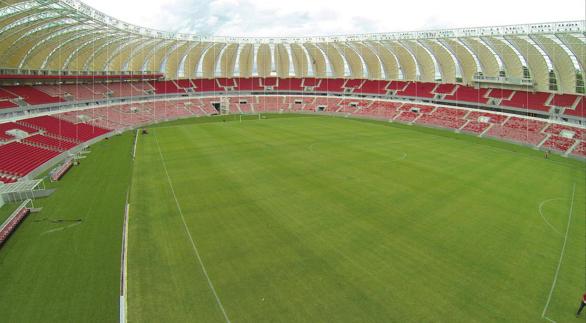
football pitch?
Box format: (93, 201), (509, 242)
(127, 114), (585, 322)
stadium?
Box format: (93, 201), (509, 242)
(0, 0), (585, 321)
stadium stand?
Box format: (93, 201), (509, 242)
(500, 91), (551, 112)
(485, 117), (547, 145)
(108, 82), (146, 97)
(396, 82), (436, 98)
(571, 141), (586, 157)
(355, 80), (390, 95)
(149, 80), (185, 94)
(541, 135), (576, 152)
(23, 134), (78, 152)
(549, 94), (580, 107)
(0, 142), (60, 177)
(1, 86), (64, 105)
(314, 79), (345, 93)
(564, 97), (585, 117)
(274, 78), (304, 92)
(444, 86), (489, 104)
(433, 84), (457, 95)
(0, 122), (37, 141)
(18, 116), (110, 143)
(0, 100), (18, 109)
(487, 88), (515, 100)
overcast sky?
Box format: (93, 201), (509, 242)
(82, 0), (585, 37)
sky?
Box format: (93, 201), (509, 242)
(82, 0), (585, 37)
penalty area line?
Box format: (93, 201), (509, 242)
(153, 132), (231, 323)
(541, 182), (576, 323)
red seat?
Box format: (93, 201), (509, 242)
(444, 86), (489, 104)
(500, 91), (551, 112)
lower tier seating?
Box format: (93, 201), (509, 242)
(23, 134), (77, 152)
(0, 142), (60, 177)
(541, 135), (576, 152)
(18, 116), (110, 143)
(571, 141), (586, 157)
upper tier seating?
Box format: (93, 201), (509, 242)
(131, 82), (154, 92)
(260, 78), (278, 88)
(355, 80), (390, 95)
(344, 79), (364, 89)
(2, 86), (64, 105)
(302, 78), (320, 88)
(563, 97), (584, 118)
(149, 81), (185, 94)
(234, 78), (264, 91)
(550, 94), (579, 107)
(500, 91), (551, 112)
(487, 88), (514, 99)
(39, 84), (103, 101)
(434, 84), (457, 95)
(108, 82), (147, 97)
(388, 81), (409, 92)
(314, 79), (345, 92)
(274, 78), (304, 92)
(396, 82), (436, 98)
(174, 79), (195, 89)
(216, 78), (237, 88)
(193, 79), (220, 92)
(444, 86), (489, 104)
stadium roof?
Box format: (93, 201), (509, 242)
(0, 0), (584, 93)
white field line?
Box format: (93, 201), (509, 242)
(132, 129), (139, 160)
(40, 221), (82, 235)
(120, 199), (130, 323)
(538, 198), (564, 235)
(153, 132), (231, 323)
(541, 183), (576, 323)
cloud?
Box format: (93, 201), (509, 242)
(82, 0), (585, 37)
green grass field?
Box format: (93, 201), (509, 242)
(0, 133), (134, 322)
(126, 115), (585, 322)
(0, 114), (583, 322)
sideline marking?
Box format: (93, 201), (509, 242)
(153, 132), (231, 323)
(541, 183), (576, 323)
(538, 198), (564, 235)
(40, 221), (82, 235)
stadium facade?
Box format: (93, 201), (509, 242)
(0, 0), (584, 95)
